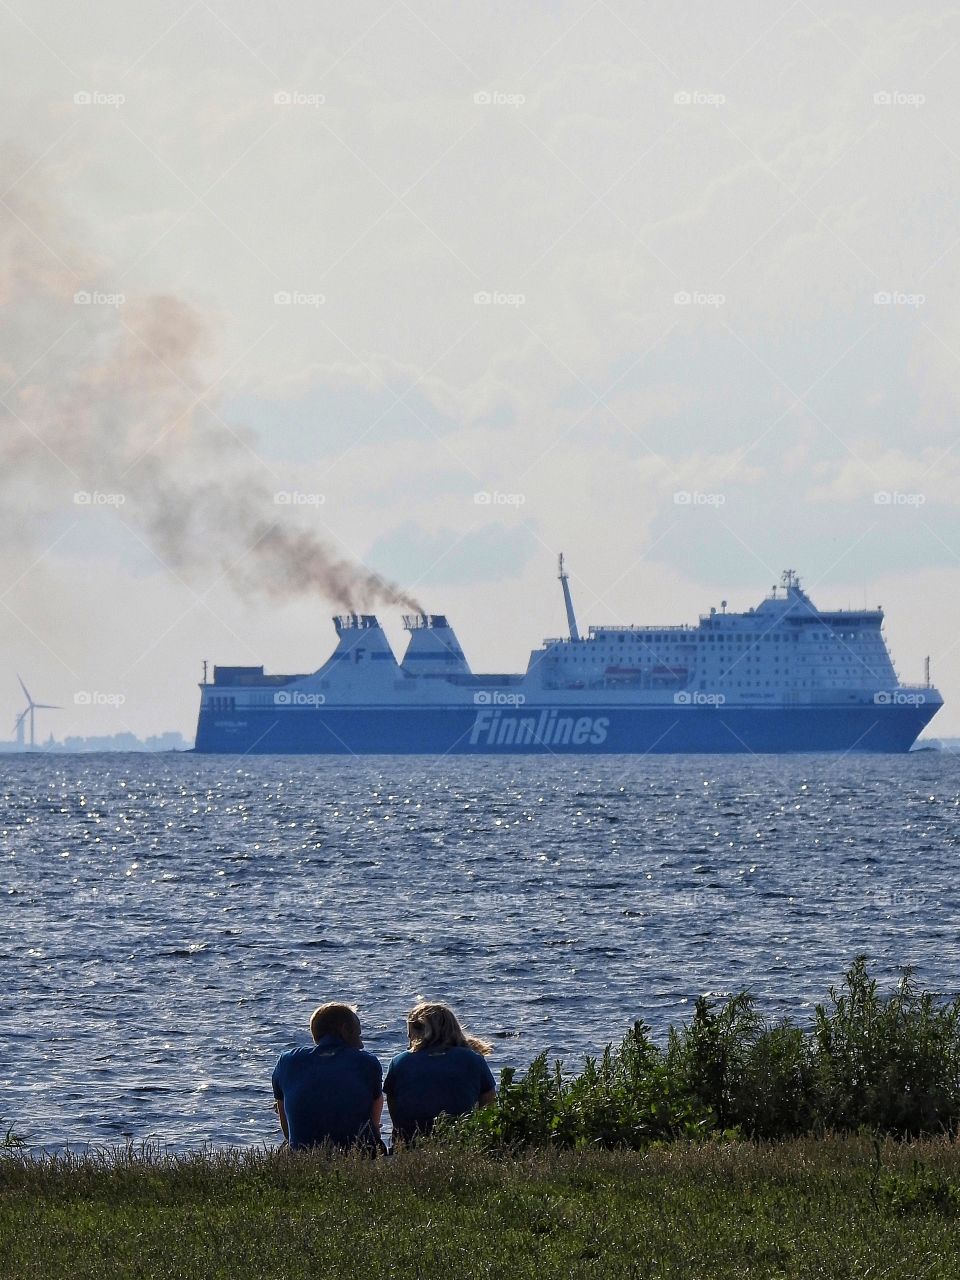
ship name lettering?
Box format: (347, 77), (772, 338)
(469, 708), (609, 747)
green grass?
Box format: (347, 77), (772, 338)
(6, 957), (960, 1277)
(3, 1137), (960, 1278)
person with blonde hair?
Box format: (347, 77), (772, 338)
(272, 1002), (383, 1151)
(384, 1002), (496, 1143)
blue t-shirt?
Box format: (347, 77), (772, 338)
(384, 1046), (496, 1140)
(272, 1035), (383, 1150)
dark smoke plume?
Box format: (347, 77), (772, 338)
(0, 166), (422, 614)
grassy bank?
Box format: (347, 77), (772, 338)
(3, 1137), (960, 1278)
(6, 957), (960, 1277)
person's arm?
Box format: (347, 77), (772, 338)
(476, 1055), (497, 1109)
(372, 1092), (384, 1130)
(272, 1059), (289, 1142)
(275, 1095), (289, 1141)
(383, 1057), (399, 1131)
(385, 1089), (398, 1125)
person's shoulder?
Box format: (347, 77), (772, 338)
(354, 1047), (383, 1071)
(275, 1044), (306, 1065)
(385, 1049), (414, 1077)
(452, 1045), (487, 1062)
(272, 1044), (307, 1079)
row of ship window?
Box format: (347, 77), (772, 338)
(596, 633), (873, 645)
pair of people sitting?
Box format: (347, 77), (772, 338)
(272, 1000), (496, 1150)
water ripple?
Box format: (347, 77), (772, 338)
(0, 752), (958, 1148)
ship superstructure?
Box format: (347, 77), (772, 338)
(195, 565), (941, 754)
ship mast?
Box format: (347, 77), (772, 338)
(558, 553), (580, 642)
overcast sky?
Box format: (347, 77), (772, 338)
(3, 1), (960, 740)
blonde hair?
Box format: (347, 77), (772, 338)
(406, 1002), (492, 1055)
(310, 1002), (362, 1047)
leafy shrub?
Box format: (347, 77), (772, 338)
(879, 1162), (960, 1216)
(443, 957), (960, 1151)
(811, 957), (960, 1136)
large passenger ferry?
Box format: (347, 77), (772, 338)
(194, 564), (941, 754)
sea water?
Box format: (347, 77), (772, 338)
(1, 752), (957, 1148)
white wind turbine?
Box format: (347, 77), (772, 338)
(16, 676), (60, 749)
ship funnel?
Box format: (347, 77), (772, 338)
(323, 613), (399, 676)
(401, 613), (471, 676)
(558, 553), (580, 642)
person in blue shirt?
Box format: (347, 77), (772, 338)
(272, 1002), (383, 1151)
(385, 1002), (496, 1144)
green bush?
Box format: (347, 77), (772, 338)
(447, 957), (960, 1150)
(879, 1161), (960, 1216)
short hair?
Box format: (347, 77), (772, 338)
(310, 1002), (362, 1046)
(406, 1002), (492, 1055)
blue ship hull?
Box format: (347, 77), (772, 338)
(194, 702), (937, 754)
